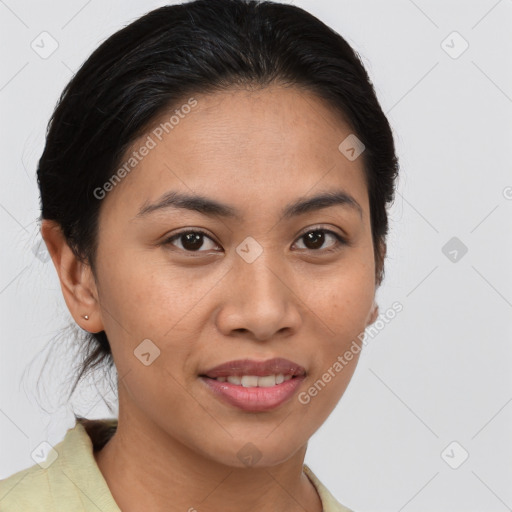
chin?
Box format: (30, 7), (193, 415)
(201, 435), (305, 469)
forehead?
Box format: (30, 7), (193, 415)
(99, 85), (369, 220)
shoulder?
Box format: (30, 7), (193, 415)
(303, 464), (356, 512)
(0, 461), (53, 511)
(0, 418), (120, 512)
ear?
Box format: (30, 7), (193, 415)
(366, 301), (379, 327)
(40, 220), (104, 334)
(375, 240), (387, 287)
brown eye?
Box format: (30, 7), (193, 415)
(294, 228), (346, 252)
(164, 230), (220, 253)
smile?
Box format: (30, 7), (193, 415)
(199, 357), (307, 412)
(208, 374), (294, 387)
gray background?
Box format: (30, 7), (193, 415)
(1, 0), (511, 510)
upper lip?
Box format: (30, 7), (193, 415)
(201, 358), (307, 378)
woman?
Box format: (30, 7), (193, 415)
(0, 0), (399, 510)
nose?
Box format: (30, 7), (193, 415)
(214, 254), (302, 341)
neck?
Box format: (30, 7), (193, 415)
(93, 401), (322, 512)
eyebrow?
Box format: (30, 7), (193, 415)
(136, 189), (363, 221)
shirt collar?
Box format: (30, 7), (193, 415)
(59, 418), (351, 512)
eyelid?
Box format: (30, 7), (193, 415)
(163, 228), (221, 252)
(168, 227), (216, 240)
(162, 224), (348, 254)
(293, 224), (348, 250)
(296, 224), (347, 240)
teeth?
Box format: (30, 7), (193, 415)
(215, 374), (293, 387)
(257, 375), (277, 387)
(241, 375), (259, 387)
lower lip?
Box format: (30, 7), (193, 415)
(200, 376), (305, 412)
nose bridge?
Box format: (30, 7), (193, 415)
(218, 241), (301, 339)
(235, 245), (286, 307)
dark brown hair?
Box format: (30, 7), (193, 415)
(37, 0), (399, 398)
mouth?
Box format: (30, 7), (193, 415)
(200, 357), (307, 380)
(201, 374), (297, 387)
(199, 358), (307, 412)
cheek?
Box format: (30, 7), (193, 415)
(93, 251), (223, 389)
(297, 254), (374, 398)
(303, 262), (375, 338)
(95, 248), (207, 337)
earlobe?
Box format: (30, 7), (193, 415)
(367, 301), (379, 326)
(40, 220), (104, 333)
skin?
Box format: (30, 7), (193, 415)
(42, 84), (382, 512)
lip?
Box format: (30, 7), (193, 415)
(200, 374), (306, 412)
(199, 358), (307, 412)
(200, 357), (307, 378)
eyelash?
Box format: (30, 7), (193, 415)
(162, 226), (347, 255)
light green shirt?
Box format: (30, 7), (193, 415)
(0, 419), (354, 511)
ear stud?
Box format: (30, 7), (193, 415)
(83, 315), (89, 320)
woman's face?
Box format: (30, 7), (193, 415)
(90, 84), (378, 467)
